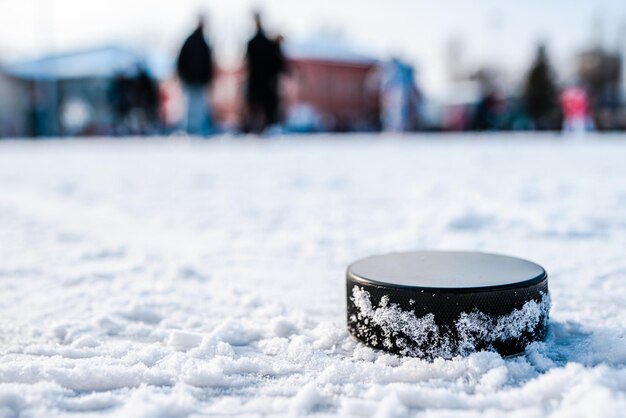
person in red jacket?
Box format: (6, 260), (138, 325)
(561, 86), (594, 133)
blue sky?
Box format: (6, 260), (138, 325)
(1, 0), (624, 96)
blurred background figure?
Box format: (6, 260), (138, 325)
(561, 85), (594, 132)
(471, 89), (505, 131)
(380, 58), (422, 132)
(132, 65), (160, 135)
(177, 14), (214, 136)
(243, 12), (287, 134)
(469, 69), (507, 131)
(522, 45), (561, 130)
(109, 71), (133, 135)
(108, 65), (160, 135)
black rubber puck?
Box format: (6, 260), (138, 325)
(346, 251), (549, 358)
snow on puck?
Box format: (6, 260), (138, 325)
(346, 251), (549, 358)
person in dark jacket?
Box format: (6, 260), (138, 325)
(244, 12), (286, 133)
(177, 15), (214, 135)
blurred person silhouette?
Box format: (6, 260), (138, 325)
(109, 72), (133, 135)
(28, 84), (55, 137)
(468, 67), (505, 131)
(269, 34), (288, 126)
(109, 66), (160, 135)
(522, 45), (561, 130)
(177, 14), (215, 136)
(471, 90), (505, 131)
(561, 85), (594, 133)
(244, 12), (287, 134)
(380, 58), (421, 132)
(132, 65), (160, 134)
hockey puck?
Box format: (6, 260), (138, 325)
(346, 251), (549, 358)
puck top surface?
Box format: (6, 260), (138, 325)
(348, 251), (546, 290)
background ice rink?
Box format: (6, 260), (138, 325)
(0, 135), (625, 417)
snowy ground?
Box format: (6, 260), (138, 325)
(0, 134), (625, 417)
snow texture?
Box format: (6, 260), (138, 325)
(0, 135), (625, 417)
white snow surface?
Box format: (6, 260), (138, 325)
(0, 135), (625, 417)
